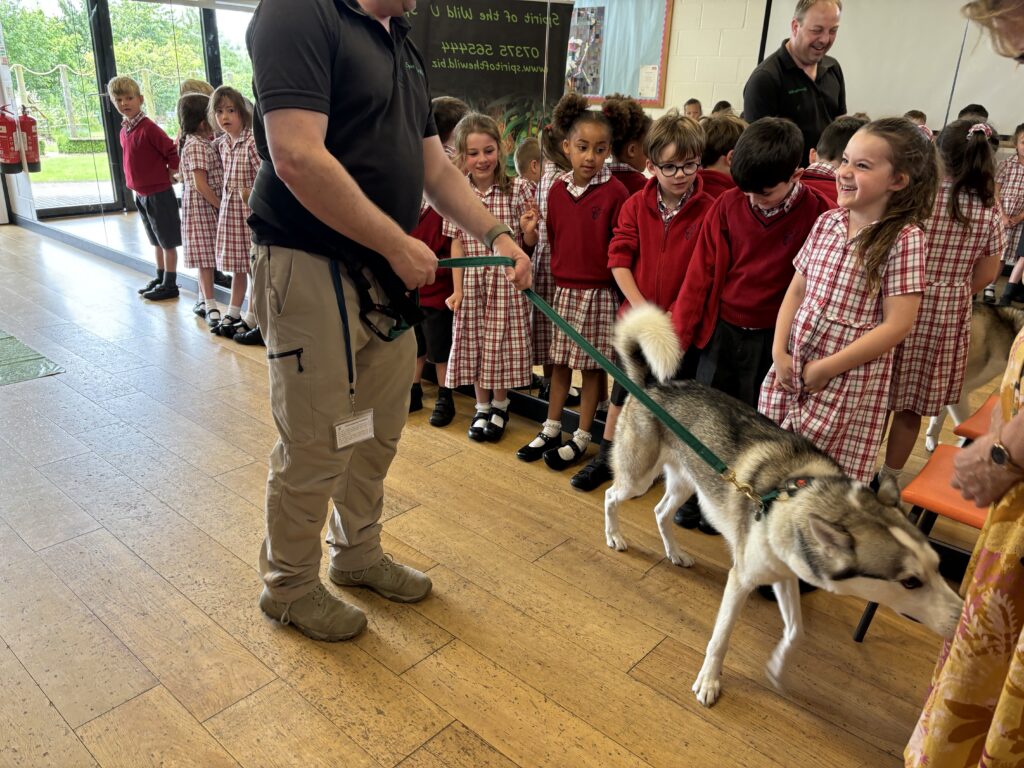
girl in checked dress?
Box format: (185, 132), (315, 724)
(177, 93), (223, 328)
(879, 121), (1005, 491)
(210, 86), (261, 341)
(444, 113), (535, 443)
(759, 118), (939, 483)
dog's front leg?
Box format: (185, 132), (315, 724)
(765, 577), (804, 691)
(693, 567), (751, 707)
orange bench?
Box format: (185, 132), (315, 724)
(953, 392), (998, 442)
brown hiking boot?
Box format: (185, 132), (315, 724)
(258, 583), (367, 641)
(329, 554), (432, 603)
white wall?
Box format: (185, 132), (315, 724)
(655, 0), (766, 117)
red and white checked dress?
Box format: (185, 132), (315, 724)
(215, 128), (260, 273)
(180, 134), (222, 270)
(758, 209), (926, 482)
(531, 161), (562, 365)
(997, 155), (1024, 264)
(548, 169), (620, 371)
(890, 182), (1006, 415)
(444, 175), (535, 390)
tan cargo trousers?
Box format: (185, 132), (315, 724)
(251, 245), (415, 601)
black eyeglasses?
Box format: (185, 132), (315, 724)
(655, 161), (700, 177)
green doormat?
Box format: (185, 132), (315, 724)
(0, 330), (64, 386)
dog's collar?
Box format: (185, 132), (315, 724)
(757, 477), (815, 521)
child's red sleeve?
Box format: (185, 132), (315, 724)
(607, 196), (639, 271)
(672, 207), (721, 349)
(152, 125), (180, 171)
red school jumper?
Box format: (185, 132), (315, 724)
(120, 116), (179, 194)
(411, 205), (453, 310)
(696, 168), (736, 201)
(673, 184), (834, 350)
(801, 162), (839, 207)
(607, 174), (714, 314)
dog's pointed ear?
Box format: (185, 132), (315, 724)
(807, 513), (854, 556)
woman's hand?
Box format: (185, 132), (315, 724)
(445, 290), (463, 313)
(773, 352), (796, 392)
(951, 432), (1024, 507)
(801, 358), (835, 394)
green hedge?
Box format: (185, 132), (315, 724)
(55, 135), (107, 155)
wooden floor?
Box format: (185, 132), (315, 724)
(0, 223), (987, 768)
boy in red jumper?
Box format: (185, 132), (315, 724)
(696, 114), (746, 200)
(800, 115), (866, 207)
(571, 111), (714, 492)
(108, 76), (181, 301)
(671, 117), (832, 531)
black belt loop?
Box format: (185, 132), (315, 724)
(329, 260), (357, 409)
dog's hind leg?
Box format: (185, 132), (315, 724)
(765, 577), (804, 692)
(654, 473), (695, 567)
(693, 567), (752, 707)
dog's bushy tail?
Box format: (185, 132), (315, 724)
(613, 304), (682, 386)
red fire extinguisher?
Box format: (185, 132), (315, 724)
(19, 107), (40, 173)
(0, 106), (21, 175)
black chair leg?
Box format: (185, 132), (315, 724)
(853, 602), (879, 643)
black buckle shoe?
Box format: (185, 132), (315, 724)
(482, 405), (509, 442)
(516, 432), (562, 462)
(570, 452), (613, 491)
(142, 284), (179, 301)
(192, 300), (207, 318)
(543, 439), (586, 470)
(234, 326), (265, 346)
(429, 388), (456, 427)
(673, 495), (701, 528)
(467, 410), (490, 442)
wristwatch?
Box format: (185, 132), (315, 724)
(484, 223), (513, 251)
(991, 428), (1024, 473)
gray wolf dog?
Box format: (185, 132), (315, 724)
(924, 302), (1024, 451)
(604, 305), (963, 707)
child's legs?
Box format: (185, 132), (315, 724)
(603, 402), (622, 440)
(414, 356), (426, 384)
(161, 247), (178, 274)
(434, 361), (448, 383)
(884, 409), (923, 471)
(197, 267), (215, 302)
(153, 246), (166, 271)
(1010, 258), (1024, 285)
(546, 365), (572, 421)
(492, 388), (508, 403)
(230, 271), (248, 311)
(578, 370), (603, 432)
(473, 385), (492, 405)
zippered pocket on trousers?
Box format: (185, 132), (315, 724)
(267, 347), (304, 373)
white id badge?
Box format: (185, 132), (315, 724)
(333, 409), (374, 450)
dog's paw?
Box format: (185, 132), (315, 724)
(765, 651), (789, 692)
(606, 531), (628, 552)
(692, 672), (722, 707)
(667, 548), (695, 568)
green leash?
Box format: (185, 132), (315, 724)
(436, 256), (774, 511)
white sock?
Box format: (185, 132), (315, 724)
(205, 298), (218, 314)
(243, 310), (256, 327)
(227, 305), (241, 319)
(196, 299), (206, 308)
(879, 464), (903, 483)
(556, 429), (591, 460)
(473, 402), (490, 429)
(529, 419), (562, 447)
(491, 397), (510, 410)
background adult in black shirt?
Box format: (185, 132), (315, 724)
(743, 0), (846, 161)
(247, 0), (532, 642)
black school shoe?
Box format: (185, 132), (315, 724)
(409, 383), (423, 413)
(138, 276), (161, 295)
(516, 432), (562, 462)
(467, 410), (490, 442)
(429, 387), (456, 427)
(482, 404), (510, 442)
(192, 300), (207, 318)
(142, 284), (179, 301)
(543, 439), (586, 470)
(234, 325), (265, 346)
(570, 448), (613, 491)
(215, 317), (248, 339)
(673, 495), (701, 528)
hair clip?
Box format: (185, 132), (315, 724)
(916, 124), (934, 140)
(967, 122), (993, 139)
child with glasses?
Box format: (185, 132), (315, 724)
(571, 110), (715, 493)
(671, 117), (833, 533)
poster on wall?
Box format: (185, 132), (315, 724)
(565, 6), (604, 96)
(406, 1), (572, 113)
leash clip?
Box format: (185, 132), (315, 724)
(722, 469), (766, 520)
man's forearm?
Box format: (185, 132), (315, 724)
(426, 160), (506, 245)
(276, 145), (407, 261)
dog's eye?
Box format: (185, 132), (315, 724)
(900, 576), (923, 590)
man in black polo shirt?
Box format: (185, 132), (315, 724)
(246, 0), (532, 642)
(742, 0), (846, 161)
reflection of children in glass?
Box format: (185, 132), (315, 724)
(564, 7), (604, 94)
